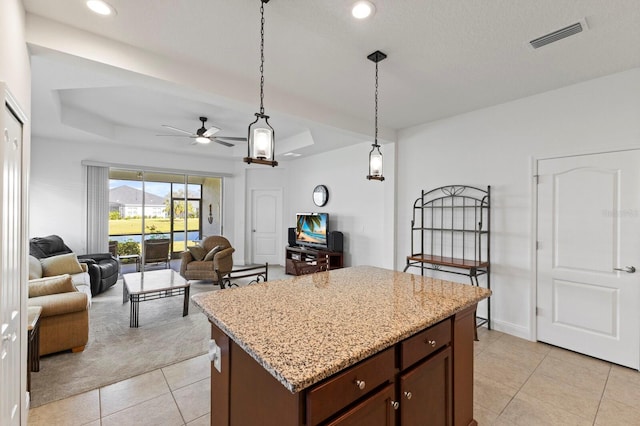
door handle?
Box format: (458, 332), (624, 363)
(614, 266), (636, 273)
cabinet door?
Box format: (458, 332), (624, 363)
(400, 347), (452, 426)
(325, 384), (396, 426)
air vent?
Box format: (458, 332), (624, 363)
(530, 22), (584, 49)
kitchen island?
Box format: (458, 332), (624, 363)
(192, 265), (491, 426)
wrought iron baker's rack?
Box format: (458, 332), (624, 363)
(404, 185), (491, 330)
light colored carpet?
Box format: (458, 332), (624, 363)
(30, 264), (287, 408)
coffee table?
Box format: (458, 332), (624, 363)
(123, 269), (190, 328)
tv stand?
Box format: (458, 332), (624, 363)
(285, 246), (344, 275)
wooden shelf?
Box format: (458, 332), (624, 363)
(407, 254), (488, 270)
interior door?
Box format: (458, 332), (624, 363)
(1, 92), (25, 425)
(251, 189), (282, 265)
(537, 151), (640, 369)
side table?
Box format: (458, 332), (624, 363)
(27, 306), (42, 393)
(119, 254), (140, 272)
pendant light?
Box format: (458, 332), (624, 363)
(244, 0), (278, 167)
(366, 50), (386, 181)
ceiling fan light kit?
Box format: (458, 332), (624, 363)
(244, 0), (278, 167)
(195, 117), (212, 143)
(366, 50), (386, 181)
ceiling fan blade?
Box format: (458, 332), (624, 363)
(161, 125), (194, 135)
(156, 134), (191, 138)
(203, 126), (221, 137)
(213, 139), (234, 147)
(214, 136), (247, 141)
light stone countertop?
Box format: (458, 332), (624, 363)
(191, 265), (491, 393)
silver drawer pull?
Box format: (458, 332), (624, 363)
(404, 391), (412, 400)
(426, 339), (436, 347)
(391, 401), (399, 410)
(614, 266), (636, 273)
(355, 379), (366, 390)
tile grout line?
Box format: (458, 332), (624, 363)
(514, 349), (611, 424)
(98, 387), (103, 425)
(162, 366), (188, 425)
(591, 364), (612, 426)
(491, 343), (550, 420)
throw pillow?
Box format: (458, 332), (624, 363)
(204, 245), (226, 261)
(29, 255), (43, 280)
(187, 245), (208, 261)
(28, 274), (76, 297)
(40, 253), (84, 277)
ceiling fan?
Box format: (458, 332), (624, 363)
(157, 116), (247, 147)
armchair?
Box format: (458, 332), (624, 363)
(180, 235), (235, 287)
(29, 235), (119, 296)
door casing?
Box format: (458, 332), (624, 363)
(532, 147), (640, 352)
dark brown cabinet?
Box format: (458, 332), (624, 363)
(209, 305), (477, 426)
(399, 347), (452, 426)
(327, 384), (396, 426)
(285, 246), (344, 275)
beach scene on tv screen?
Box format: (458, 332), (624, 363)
(297, 214), (327, 245)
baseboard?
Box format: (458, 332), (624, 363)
(491, 319), (531, 341)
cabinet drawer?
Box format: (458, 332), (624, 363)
(400, 319), (451, 370)
(325, 383), (396, 426)
(306, 347), (395, 426)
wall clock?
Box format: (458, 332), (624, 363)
(313, 185), (329, 207)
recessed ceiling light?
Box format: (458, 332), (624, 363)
(283, 152), (302, 157)
(352, 1), (375, 19)
(86, 0), (116, 16)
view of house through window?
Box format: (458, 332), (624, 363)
(108, 169), (222, 261)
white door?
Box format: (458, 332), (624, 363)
(537, 151), (640, 369)
(251, 189), (282, 265)
(1, 92), (25, 424)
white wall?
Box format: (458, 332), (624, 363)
(0, 0), (31, 110)
(397, 68), (640, 339)
(29, 138), (238, 254)
(286, 141), (396, 269)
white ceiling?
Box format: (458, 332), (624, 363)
(24, 0), (640, 160)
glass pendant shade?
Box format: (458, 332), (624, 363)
(367, 144), (385, 181)
(245, 113), (278, 166)
(252, 127), (272, 159)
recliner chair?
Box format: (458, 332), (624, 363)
(29, 235), (119, 296)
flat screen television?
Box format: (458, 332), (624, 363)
(296, 212), (328, 249)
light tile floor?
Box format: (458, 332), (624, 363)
(28, 327), (640, 425)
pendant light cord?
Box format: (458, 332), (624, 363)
(374, 61), (379, 146)
(259, 0), (266, 115)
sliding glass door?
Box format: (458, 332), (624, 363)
(108, 169), (222, 266)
